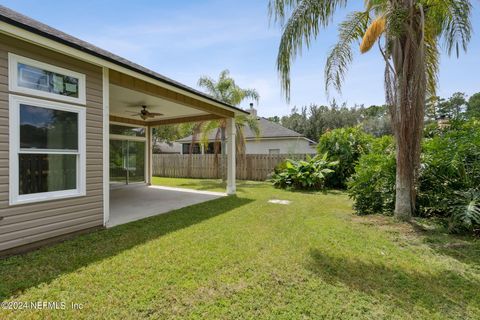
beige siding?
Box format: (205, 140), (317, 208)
(0, 34), (104, 252)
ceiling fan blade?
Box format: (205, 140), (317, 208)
(149, 112), (164, 116)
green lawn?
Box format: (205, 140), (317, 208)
(1, 178), (479, 319)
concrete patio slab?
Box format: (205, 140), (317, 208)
(108, 184), (225, 227)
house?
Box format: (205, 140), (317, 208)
(177, 107), (317, 154)
(153, 141), (182, 154)
(0, 6), (247, 256)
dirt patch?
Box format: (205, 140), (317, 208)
(349, 215), (422, 240)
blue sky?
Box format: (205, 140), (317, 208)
(3, 0), (479, 117)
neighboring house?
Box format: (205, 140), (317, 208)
(0, 6), (247, 256)
(177, 108), (317, 155)
(153, 141), (182, 154)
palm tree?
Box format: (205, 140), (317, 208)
(186, 69), (260, 178)
(190, 69), (260, 154)
(269, 0), (472, 220)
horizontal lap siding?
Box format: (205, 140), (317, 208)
(0, 34), (104, 253)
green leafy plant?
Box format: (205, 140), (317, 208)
(318, 127), (373, 188)
(348, 120), (480, 234)
(449, 189), (480, 233)
(347, 136), (396, 215)
(418, 120), (480, 217)
(270, 154), (338, 190)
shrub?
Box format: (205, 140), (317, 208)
(270, 153), (338, 190)
(347, 136), (396, 215)
(418, 120), (480, 222)
(318, 127), (373, 188)
(273, 160), (288, 174)
(449, 189), (480, 233)
(348, 120), (480, 233)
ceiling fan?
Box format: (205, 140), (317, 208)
(127, 105), (163, 120)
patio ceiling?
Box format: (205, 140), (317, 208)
(110, 84), (212, 123)
(108, 70), (242, 127)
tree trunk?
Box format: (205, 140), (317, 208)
(394, 134), (417, 220)
(386, 1), (426, 221)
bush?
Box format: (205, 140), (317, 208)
(418, 120), (480, 222)
(348, 120), (480, 233)
(318, 127), (373, 188)
(347, 136), (396, 215)
(270, 154), (338, 190)
(449, 188), (480, 233)
(273, 160), (288, 174)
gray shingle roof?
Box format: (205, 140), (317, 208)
(177, 117), (316, 143)
(0, 5), (248, 114)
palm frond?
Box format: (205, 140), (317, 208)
(200, 120), (221, 146)
(236, 114), (261, 139)
(197, 76), (220, 99)
(197, 69), (259, 107)
(272, 0), (348, 101)
(242, 89), (260, 103)
(424, 32), (439, 98)
(430, 0), (472, 57)
(268, 0), (300, 25)
(325, 11), (370, 93)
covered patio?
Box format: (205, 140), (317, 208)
(104, 69), (246, 227)
(108, 184), (225, 227)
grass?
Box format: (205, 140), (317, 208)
(0, 178), (479, 319)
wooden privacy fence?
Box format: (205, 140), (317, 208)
(152, 154), (315, 181)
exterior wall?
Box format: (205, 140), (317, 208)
(180, 138), (317, 155)
(0, 34), (104, 253)
(245, 138), (317, 154)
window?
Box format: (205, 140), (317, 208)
(269, 149), (280, 155)
(9, 95), (86, 205)
(9, 53), (86, 104)
(182, 143), (201, 154)
(110, 124), (145, 137)
(205, 142), (220, 154)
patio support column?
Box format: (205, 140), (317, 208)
(226, 117), (236, 195)
(147, 126), (153, 185)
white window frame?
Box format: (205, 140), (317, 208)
(9, 94), (86, 205)
(8, 53), (86, 105)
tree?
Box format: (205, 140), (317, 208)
(269, 0), (472, 220)
(467, 92), (480, 118)
(426, 92), (467, 120)
(446, 92), (468, 119)
(267, 116), (281, 123)
(278, 103), (389, 141)
(152, 125), (187, 153)
(191, 70), (260, 178)
(194, 69), (260, 155)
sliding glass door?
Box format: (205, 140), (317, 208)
(109, 124), (146, 185)
(126, 140), (145, 183)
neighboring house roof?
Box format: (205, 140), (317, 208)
(0, 6), (247, 115)
(177, 118), (317, 144)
